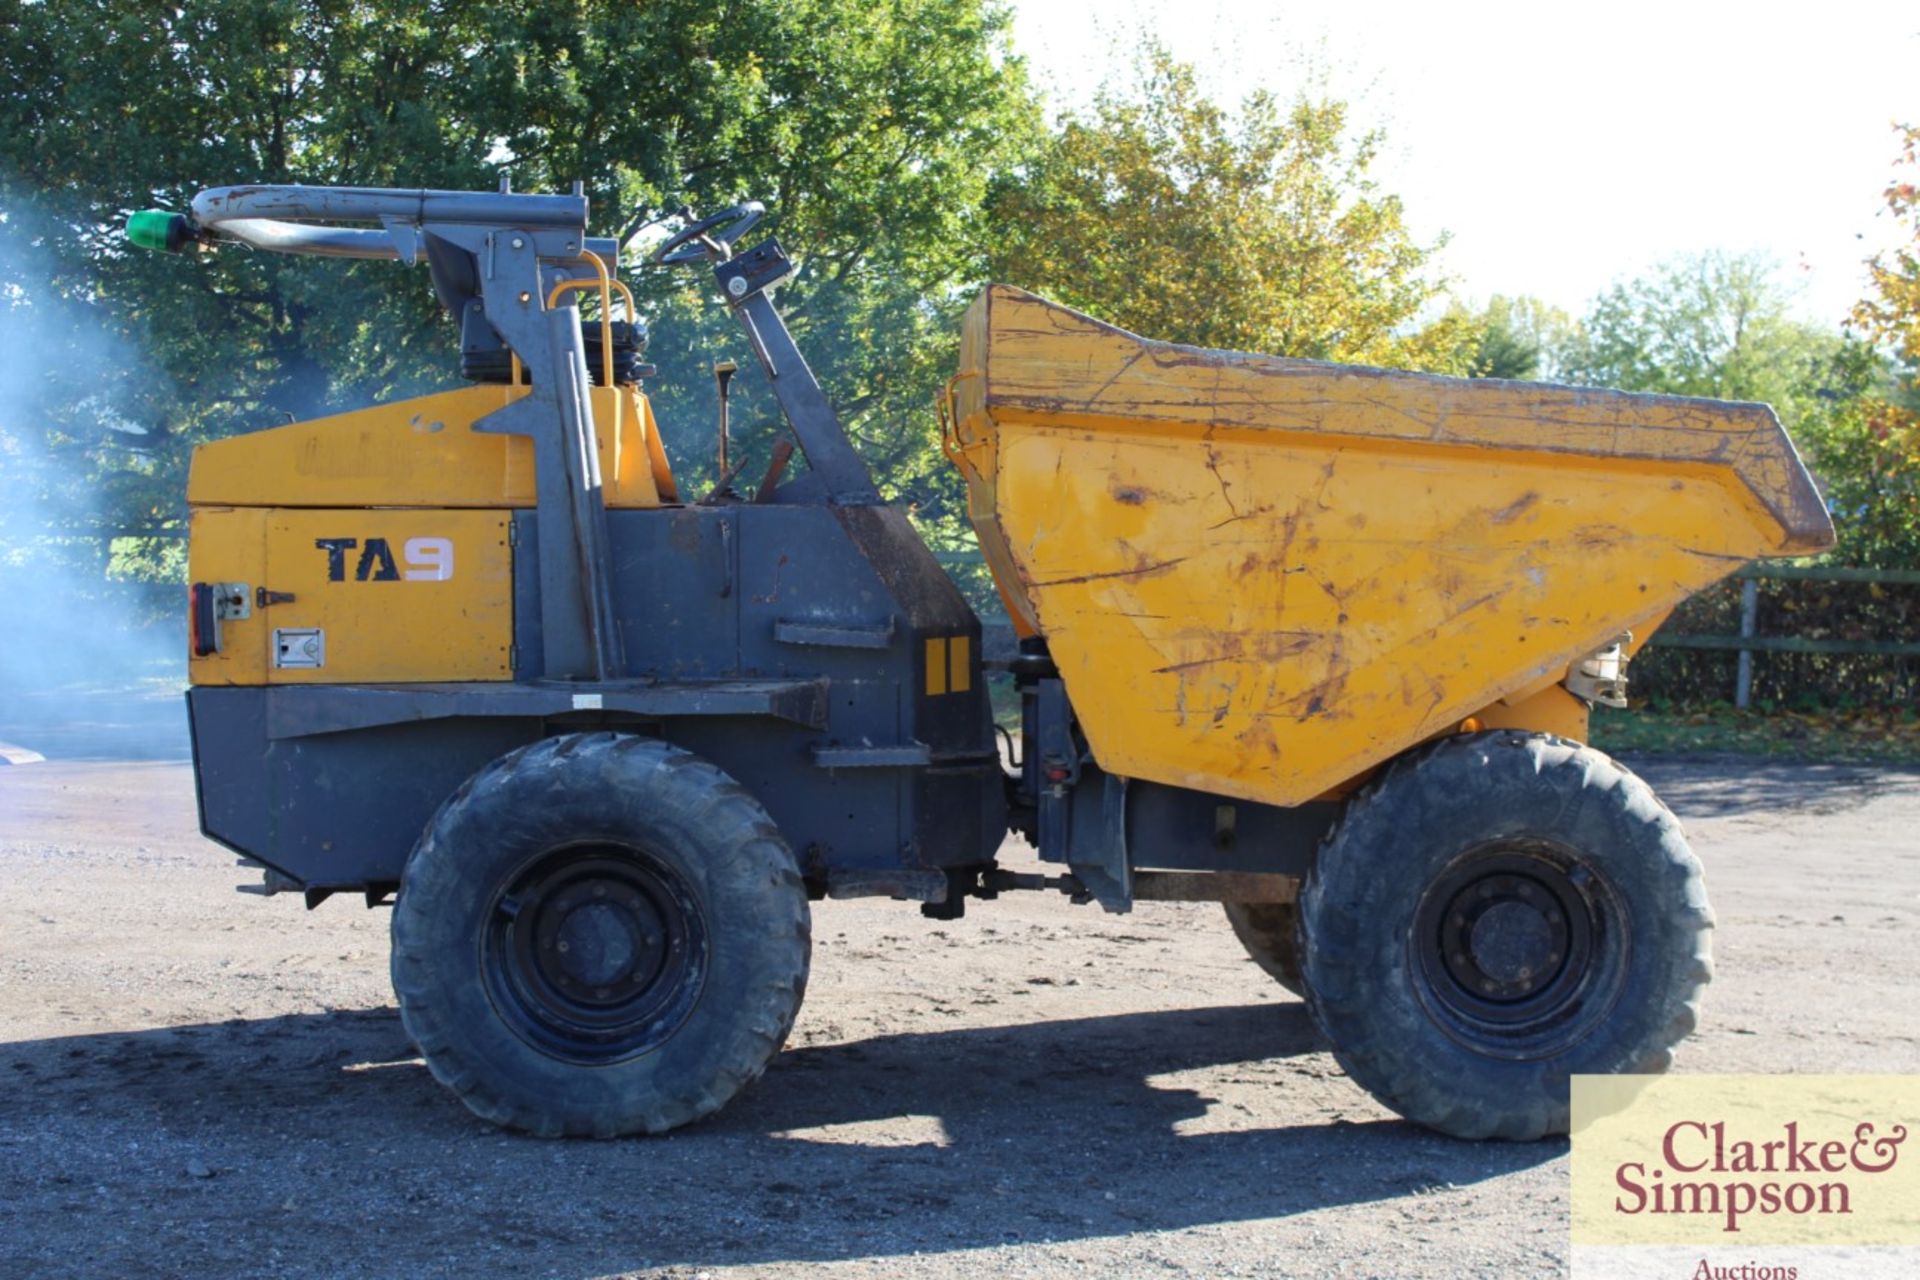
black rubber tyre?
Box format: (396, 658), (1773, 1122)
(1222, 901), (1306, 998)
(391, 732), (810, 1137)
(1298, 731), (1712, 1141)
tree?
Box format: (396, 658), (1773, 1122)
(1853, 124), (1920, 374)
(1553, 252), (1844, 425)
(986, 47), (1471, 373)
(1816, 122), (1920, 567)
(0, 0), (1036, 564)
(1460, 295), (1573, 381)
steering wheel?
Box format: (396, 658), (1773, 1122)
(651, 202), (765, 265)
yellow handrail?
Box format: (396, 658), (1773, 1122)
(939, 368), (983, 467)
(507, 251), (638, 389)
(545, 249), (618, 387)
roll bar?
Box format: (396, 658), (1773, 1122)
(185, 184), (591, 262)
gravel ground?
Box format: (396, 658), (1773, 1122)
(1, 704), (1916, 1279)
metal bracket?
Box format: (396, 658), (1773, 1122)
(1068, 774), (1133, 914)
(774, 618), (894, 649)
(715, 239), (797, 304)
(210, 582), (251, 622)
(810, 742), (933, 769)
(1566, 632), (1632, 708)
(826, 868), (948, 903)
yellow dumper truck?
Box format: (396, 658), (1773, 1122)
(133, 187), (1831, 1140)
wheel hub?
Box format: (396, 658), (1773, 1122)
(1412, 844), (1618, 1056)
(1445, 878), (1568, 997)
(484, 848), (707, 1063)
(546, 890), (666, 993)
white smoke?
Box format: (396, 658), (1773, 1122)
(0, 197), (187, 759)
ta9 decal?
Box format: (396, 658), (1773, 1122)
(314, 536), (456, 582)
(402, 537), (453, 581)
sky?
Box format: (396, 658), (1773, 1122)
(1010, 0), (1918, 327)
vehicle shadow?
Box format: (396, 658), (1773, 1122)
(1620, 754), (1920, 819)
(1, 1000), (1562, 1275)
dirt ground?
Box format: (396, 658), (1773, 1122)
(2, 700), (1917, 1279)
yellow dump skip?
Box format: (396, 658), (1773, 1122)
(949, 285), (1834, 807)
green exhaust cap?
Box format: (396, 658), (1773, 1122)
(126, 209), (192, 253)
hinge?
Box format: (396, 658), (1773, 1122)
(1566, 632), (1632, 708)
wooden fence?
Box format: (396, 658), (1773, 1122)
(1646, 564), (1920, 707)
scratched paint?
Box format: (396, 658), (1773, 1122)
(190, 383), (676, 510)
(947, 286), (1835, 808)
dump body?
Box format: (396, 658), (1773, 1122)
(949, 286), (1834, 807)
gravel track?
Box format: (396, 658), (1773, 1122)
(2, 713), (1915, 1279)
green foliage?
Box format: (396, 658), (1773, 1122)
(1553, 252), (1844, 423)
(1459, 295), (1573, 381)
(1854, 123), (1920, 373)
(1802, 387), (1920, 566)
(1590, 702), (1920, 764)
(986, 46), (1470, 372)
(1811, 122), (1920, 569)
(0, 0), (1036, 558)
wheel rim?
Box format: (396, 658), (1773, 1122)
(482, 844), (708, 1064)
(1409, 841), (1625, 1060)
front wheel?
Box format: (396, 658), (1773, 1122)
(1298, 732), (1712, 1140)
(391, 732), (810, 1137)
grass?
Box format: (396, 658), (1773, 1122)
(1591, 704), (1920, 765)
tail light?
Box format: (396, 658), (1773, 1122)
(190, 582), (219, 657)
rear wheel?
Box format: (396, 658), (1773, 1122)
(1298, 732), (1712, 1140)
(391, 732), (809, 1137)
(1223, 901), (1306, 997)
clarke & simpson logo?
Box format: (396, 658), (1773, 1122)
(1613, 1116), (1907, 1233)
(1570, 1076), (1920, 1280)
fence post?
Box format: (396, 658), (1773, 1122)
(1734, 577), (1759, 709)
